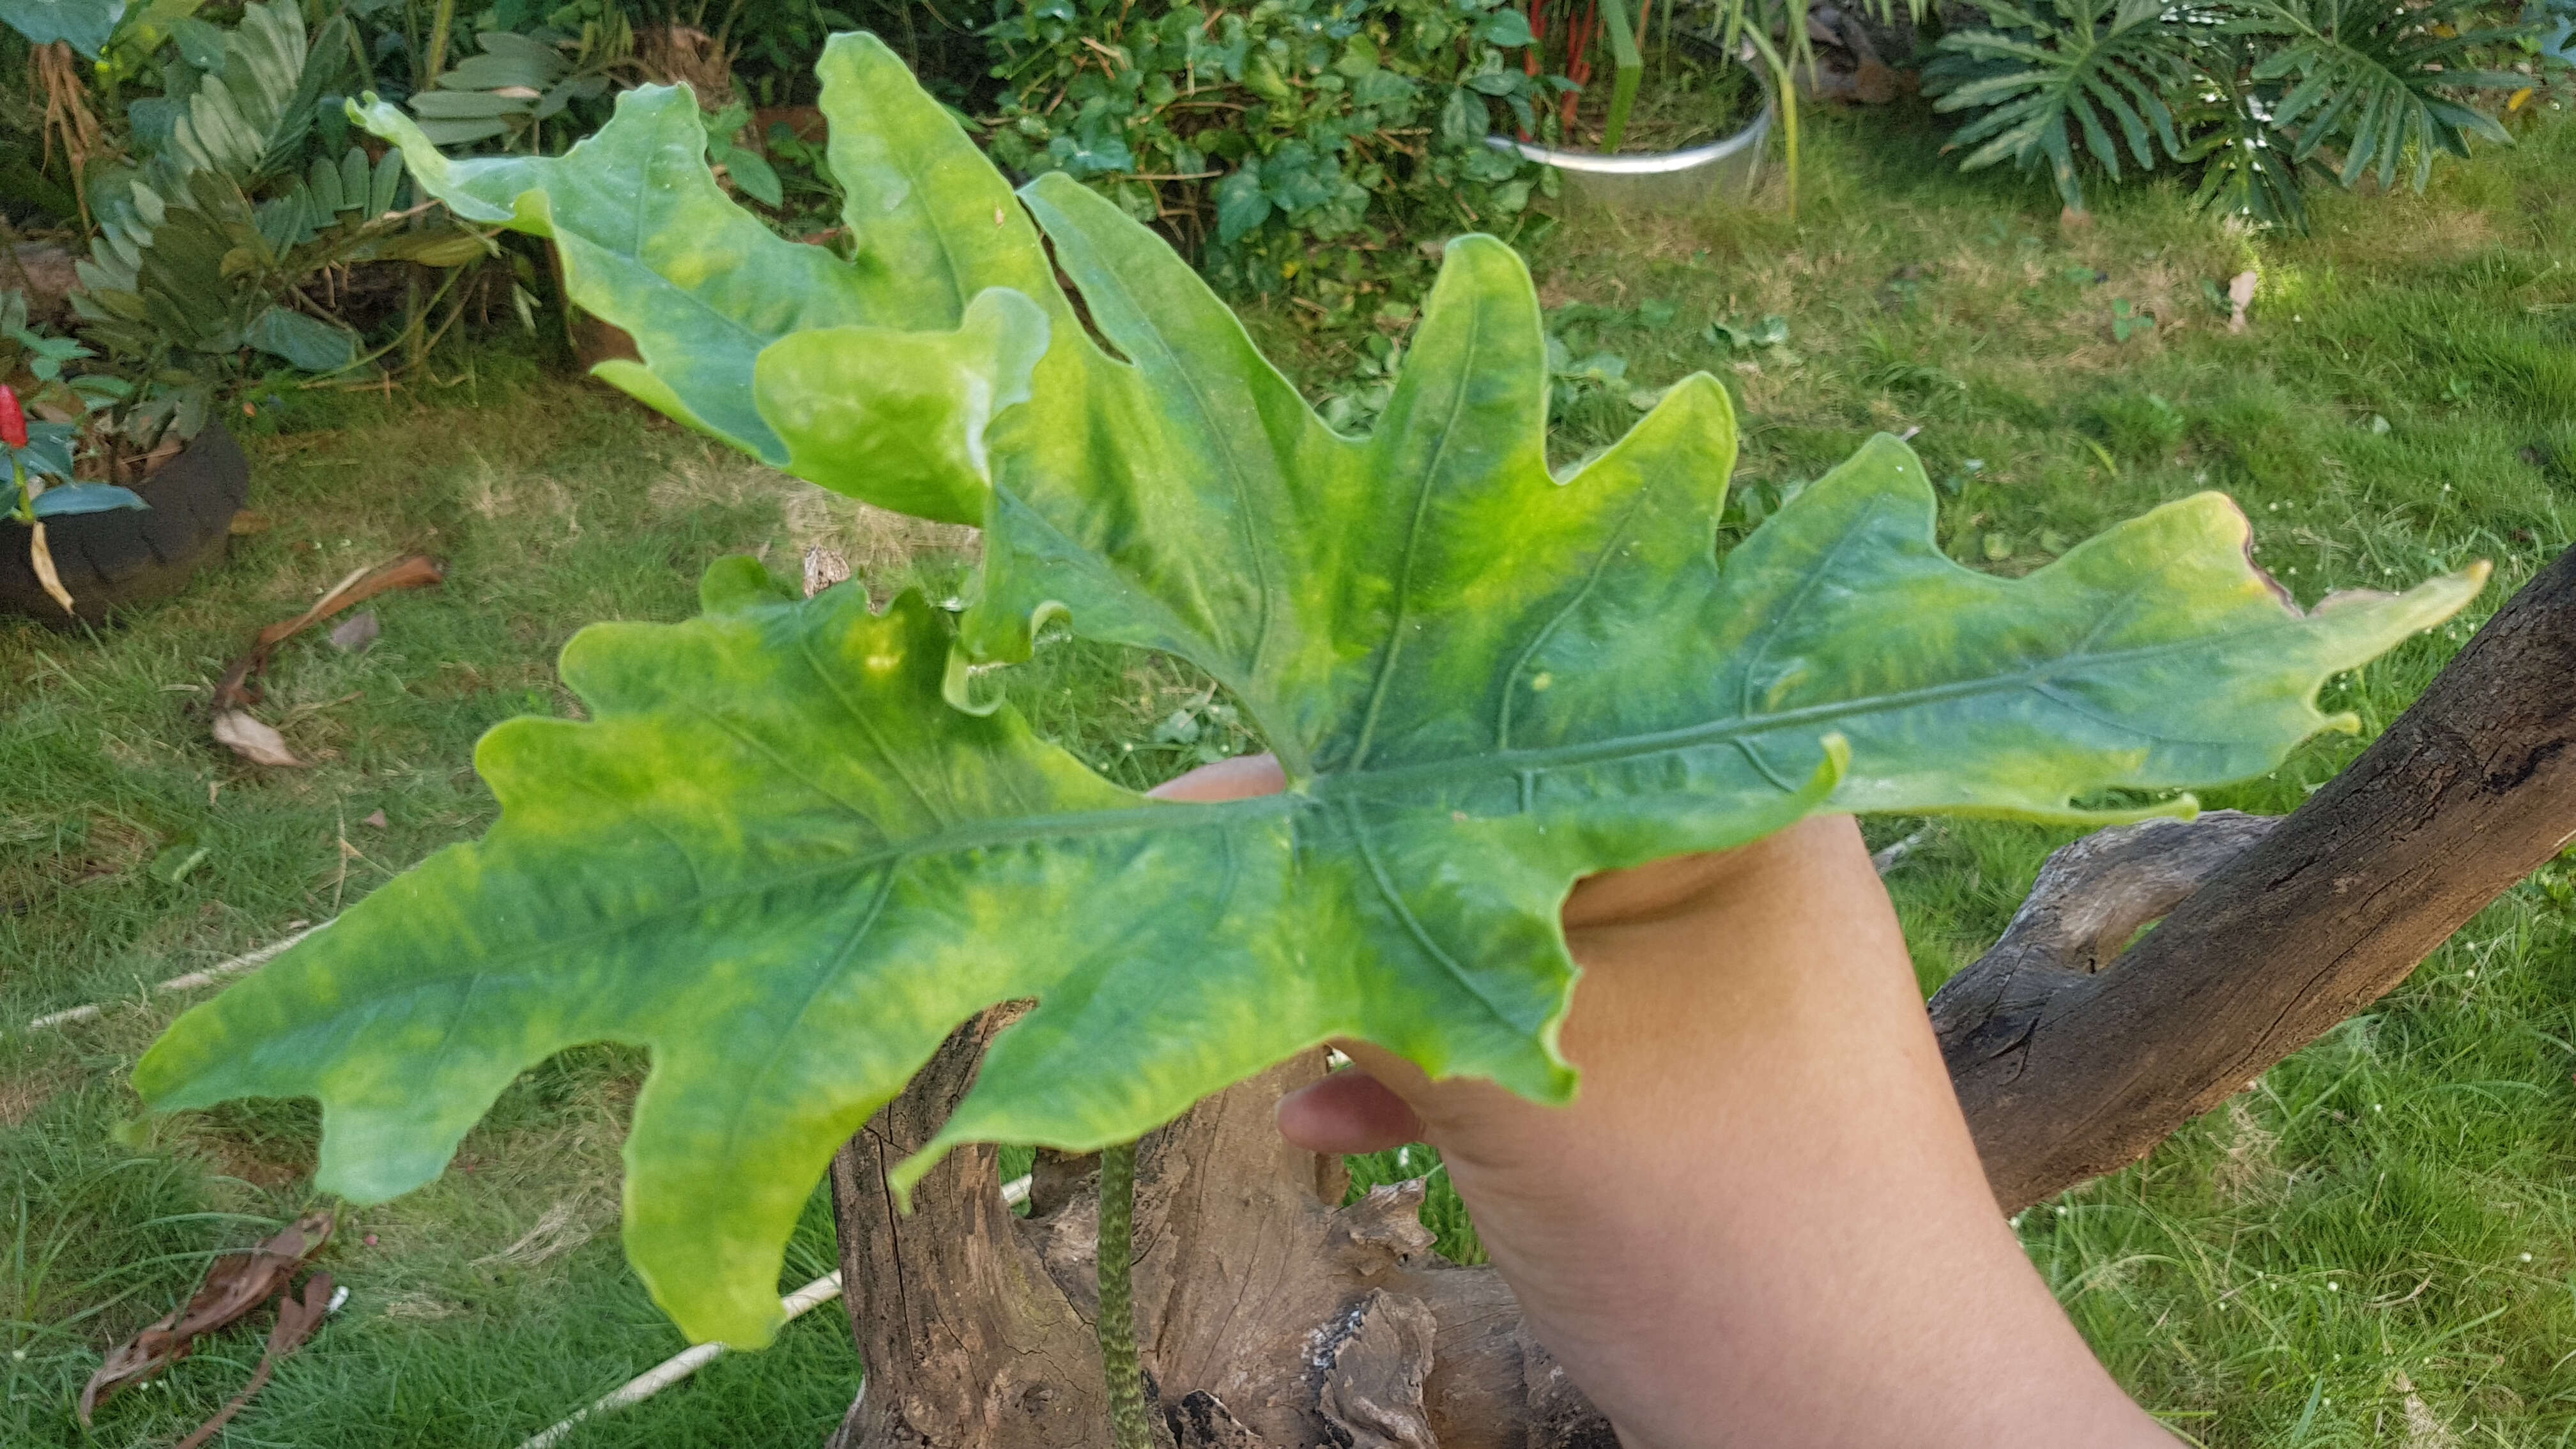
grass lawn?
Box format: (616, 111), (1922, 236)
(5, 96), (2573, 1447)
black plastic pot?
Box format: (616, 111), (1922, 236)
(1, 425), (250, 628)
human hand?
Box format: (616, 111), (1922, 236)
(1151, 755), (2175, 1448)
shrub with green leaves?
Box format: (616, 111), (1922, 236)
(130, 34), (2479, 1354)
(60, 0), (479, 434)
(402, 22), (633, 153)
(985, 0), (1547, 305)
(1924, 0), (2555, 226)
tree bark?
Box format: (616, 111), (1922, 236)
(1935, 545), (2576, 1210)
(825, 1011), (1110, 1448)
(828, 548), (2576, 1447)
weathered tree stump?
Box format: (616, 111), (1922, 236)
(1936, 546), (2576, 1208)
(827, 547), (2576, 1448)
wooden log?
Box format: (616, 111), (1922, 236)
(1936, 545), (2576, 1211)
(824, 1011), (1110, 1449)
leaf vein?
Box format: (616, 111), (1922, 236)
(1342, 800), (1535, 1039)
(1351, 301), (1486, 770)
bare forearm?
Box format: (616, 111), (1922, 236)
(1340, 818), (2175, 1448)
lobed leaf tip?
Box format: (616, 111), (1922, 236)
(1528, 1058), (1582, 1106)
(1812, 732), (1853, 793)
(698, 554), (801, 614)
(884, 1145), (942, 1211)
(1439, 231), (1514, 263)
(1646, 371), (1735, 428)
(652, 1270), (786, 1349)
(1850, 430), (1931, 480)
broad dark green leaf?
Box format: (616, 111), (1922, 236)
(714, 141), (783, 208)
(0, 0), (123, 58)
(244, 305), (358, 372)
(408, 89), (535, 120)
(163, 0), (329, 183)
(1931, 0), (2193, 210)
(11, 421), (79, 481)
(30, 482), (148, 516)
(1215, 167), (1271, 244)
(137, 34), (2487, 1352)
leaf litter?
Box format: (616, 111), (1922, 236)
(208, 556), (443, 767)
(79, 1209), (335, 1425)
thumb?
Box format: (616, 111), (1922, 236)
(1276, 1059), (1427, 1155)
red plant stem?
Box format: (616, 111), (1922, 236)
(1563, 0), (1597, 127)
(1519, 0), (1544, 137)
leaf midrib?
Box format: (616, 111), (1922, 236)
(261, 602), (2307, 1034)
(1314, 616), (2303, 797)
(529, 613), (2283, 933)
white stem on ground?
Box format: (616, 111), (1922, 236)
(26, 922), (332, 1031)
(513, 1174), (1036, 1449)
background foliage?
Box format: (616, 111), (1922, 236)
(985, 0), (1547, 307)
(1925, 0), (2554, 225)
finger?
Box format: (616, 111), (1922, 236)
(1275, 1067), (1426, 1155)
(1147, 753), (1287, 803)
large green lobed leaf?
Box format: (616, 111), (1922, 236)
(139, 36), (2481, 1349)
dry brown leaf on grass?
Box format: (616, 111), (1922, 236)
(2227, 270), (2258, 334)
(213, 555), (445, 708)
(169, 1272), (336, 1449)
(208, 556), (444, 767)
(211, 710), (307, 767)
(79, 1210), (334, 1424)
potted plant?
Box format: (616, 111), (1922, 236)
(1487, 7), (1778, 213)
(1491, 0), (1928, 215)
(0, 0), (484, 624)
(0, 295), (249, 625)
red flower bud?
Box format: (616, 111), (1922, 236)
(0, 384), (25, 449)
